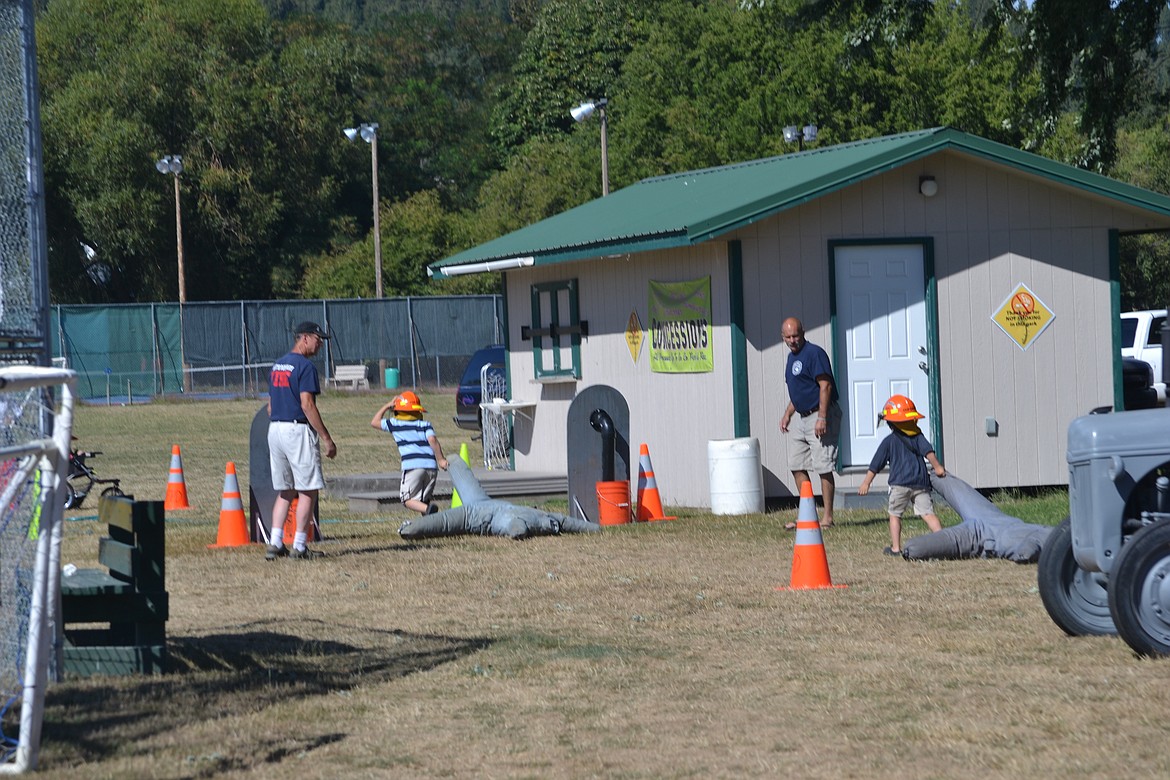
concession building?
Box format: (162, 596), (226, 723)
(429, 128), (1170, 509)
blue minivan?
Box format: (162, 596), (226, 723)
(453, 345), (505, 430)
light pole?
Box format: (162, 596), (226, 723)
(343, 122), (382, 298)
(344, 122), (385, 383)
(156, 154), (188, 392)
(155, 155), (186, 303)
(783, 123), (818, 151)
(570, 98), (609, 196)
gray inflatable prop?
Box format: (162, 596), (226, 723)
(398, 458), (601, 540)
(902, 473), (1052, 563)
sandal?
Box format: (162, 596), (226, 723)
(784, 521), (797, 531)
(883, 546), (902, 556)
(819, 522), (834, 530)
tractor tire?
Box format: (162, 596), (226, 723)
(1109, 521), (1170, 657)
(1037, 516), (1116, 636)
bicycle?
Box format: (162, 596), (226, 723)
(64, 449), (125, 509)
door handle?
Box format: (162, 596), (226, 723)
(919, 361), (929, 373)
(918, 345), (927, 355)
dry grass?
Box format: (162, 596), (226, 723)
(34, 390), (1170, 778)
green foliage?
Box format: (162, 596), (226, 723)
(489, 0), (655, 156)
(33, 0), (1170, 306)
(302, 190), (491, 298)
(884, 2), (1039, 143)
(470, 135), (597, 240)
(1027, 0), (1164, 170)
(1119, 233), (1170, 313)
(1113, 122), (1170, 196)
(37, 0), (517, 303)
(609, 0), (1037, 184)
(615, 2), (768, 179)
(38, 0), (365, 302)
(352, 9), (516, 208)
(1114, 122), (1170, 311)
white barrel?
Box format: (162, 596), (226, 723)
(708, 437), (764, 515)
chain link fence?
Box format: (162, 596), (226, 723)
(52, 295), (503, 401)
(0, 0), (49, 370)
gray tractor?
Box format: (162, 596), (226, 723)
(1038, 405), (1170, 655)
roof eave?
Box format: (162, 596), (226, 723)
(429, 231), (692, 278)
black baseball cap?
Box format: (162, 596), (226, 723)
(294, 321), (330, 339)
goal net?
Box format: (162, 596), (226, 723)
(480, 364), (512, 470)
(0, 367), (75, 774)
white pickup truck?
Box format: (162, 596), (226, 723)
(1121, 309), (1166, 404)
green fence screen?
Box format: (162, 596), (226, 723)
(52, 296), (503, 401)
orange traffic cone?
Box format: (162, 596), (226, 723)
(164, 444), (191, 510)
(779, 481), (846, 590)
(282, 500), (298, 545)
(636, 444), (676, 521)
(270, 497), (322, 545)
(209, 462), (250, 548)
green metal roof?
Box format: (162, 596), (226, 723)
(429, 127), (1170, 278)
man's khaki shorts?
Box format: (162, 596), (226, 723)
(268, 422), (324, 492)
(786, 402), (841, 475)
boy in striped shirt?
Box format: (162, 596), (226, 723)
(372, 391), (449, 515)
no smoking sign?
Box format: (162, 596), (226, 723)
(992, 283), (1054, 351)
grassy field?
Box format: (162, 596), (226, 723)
(25, 389), (1170, 778)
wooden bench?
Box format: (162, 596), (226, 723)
(327, 364), (370, 390)
(60, 495), (168, 676)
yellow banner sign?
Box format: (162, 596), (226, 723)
(649, 277), (713, 373)
(991, 283), (1054, 351)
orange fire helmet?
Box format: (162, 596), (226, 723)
(880, 394), (923, 422)
(393, 391), (426, 413)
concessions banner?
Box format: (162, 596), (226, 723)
(648, 277), (713, 373)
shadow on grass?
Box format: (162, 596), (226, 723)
(43, 619), (491, 768)
(322, 541), (423, 556)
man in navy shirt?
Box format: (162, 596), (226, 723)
(266, 321), (337, 560)
(779, 317), (842, 528)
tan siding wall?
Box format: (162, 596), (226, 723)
(739, 152), (1162, 493)
(502, 149), (1170, 506)
(506, 244), (733, 507)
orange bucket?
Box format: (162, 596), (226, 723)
(596, 480), (631, 525)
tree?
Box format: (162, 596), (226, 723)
(37, 0), (368, 302)
(469, 134), (598, 240)
(1025, 0), (1165, 170)
(882, 1), (1039, 144)
(610, 0), (1036, 186)
(345, 7), (519, 210)
(302, 189), (492, 298)
(614, 2), (768, 180)
(489, 0), (657, 156)
(1113, 121), (1170, 311)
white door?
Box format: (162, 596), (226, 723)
(834, 244), (931, 467)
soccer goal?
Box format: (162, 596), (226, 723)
(0, 367), (76, 774)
